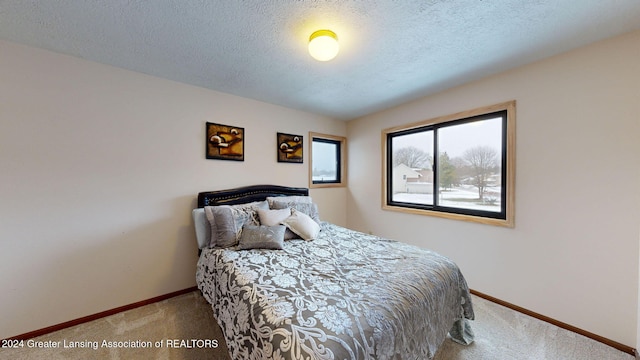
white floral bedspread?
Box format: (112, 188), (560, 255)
(196, 223), (474, 360)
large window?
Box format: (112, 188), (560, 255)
(309, 132), (346, 188)
(382, 101), (515, 227)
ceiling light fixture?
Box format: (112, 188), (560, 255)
(308, 30), (339, 61)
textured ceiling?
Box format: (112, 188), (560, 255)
(1, 1), (639, 120)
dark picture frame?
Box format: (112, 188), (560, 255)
(277, 132), (303, 163)
(206, 122), (245, 161)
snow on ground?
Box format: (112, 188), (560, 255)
(392, 186), (501, 212)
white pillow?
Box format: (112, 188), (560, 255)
(258, 208), (291, 226)
(192, 208), (211, 249)
(281, 209), (321, 241)
(270, 201), (321, 224)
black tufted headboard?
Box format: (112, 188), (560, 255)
(197, 184), (309, 208)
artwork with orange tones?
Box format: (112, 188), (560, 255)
(277, 133), (303, 163)
(206, 122), (244, 161)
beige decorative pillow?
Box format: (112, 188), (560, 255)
(257, 208), (291, 226)
(258, 208), (298, 240)
(270, 201), (321, 224)
(281, 209), (321, 241)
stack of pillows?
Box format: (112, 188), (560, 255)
(192, 196), (321, 251)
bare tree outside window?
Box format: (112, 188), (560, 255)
(462, 145), (498, 201)
(393, 146), (432, 168)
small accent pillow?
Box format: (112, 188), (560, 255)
(237, 225), (286, 250)
(204, 201), (269, 248)
(281, 209), (321, 241)
(258, 208), (298, 240)
(271, 201), (321, 224)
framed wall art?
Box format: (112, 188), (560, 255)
(206, 122), (245, 161)
(277, 132), (303, 163)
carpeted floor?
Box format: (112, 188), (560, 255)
(0, 291), (634, 360)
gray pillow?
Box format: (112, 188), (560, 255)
(266, 195), (312, 209)
(237, 225), (286, 250)
(204, 201), (269, 248)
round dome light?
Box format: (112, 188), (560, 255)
(308, 30), (339, 61)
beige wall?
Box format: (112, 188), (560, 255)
(347, 30), (640, 347)
(0, 40), (346, 339)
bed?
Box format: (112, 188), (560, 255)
(194, 184), (474, 359)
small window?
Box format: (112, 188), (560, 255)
(382, 101), (515, 227)
(309, 132), (346, 188)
